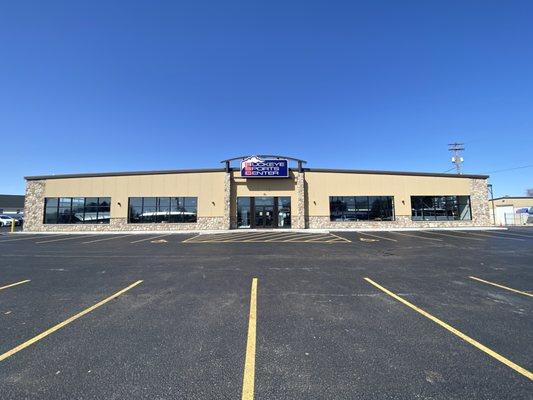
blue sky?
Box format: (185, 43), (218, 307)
(1, 1), (531, 197)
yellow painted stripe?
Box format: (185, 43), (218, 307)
(0, 279), (31, 291)
(364, 277), (533, 381)
(182, 234), (203, 243)
(242, 278), (258, 400)
(0, 235), (43, 243)
(82, 234), (133, 244)
(422, 231), (484, 241)
(328, 232), (352, 243)
(390, 232), (442, 241)
(262, 232), (302, 242)
(283, 233), (328, 242)
(0, 280), (143, 362)
(488, 231), (533, 239)
(462, 232), (524, 241)
(469, 276), (533, 298)
(357, 231), (398, 242)
(130, 234), (172, 243)
(35, 235), (94, 244)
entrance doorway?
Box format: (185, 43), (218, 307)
(237, 196), (291, 229)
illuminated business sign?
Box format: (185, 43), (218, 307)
(240, 156), (289, 178)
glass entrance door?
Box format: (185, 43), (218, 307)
(254, 205), (275, 228)
(254, 197), (275, 228)
(236, 196), (291, 229)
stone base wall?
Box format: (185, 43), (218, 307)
(308, 215), (491, 229)
(24, 216), (227, 232)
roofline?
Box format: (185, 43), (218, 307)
(491, 196), (533, 201)
(25, 167), (489, 181)
(24, 168), (227, 180)
(304, 168), (489, 179)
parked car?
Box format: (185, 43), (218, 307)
(0, 215), (14, 227)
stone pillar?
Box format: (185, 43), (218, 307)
(470, 178), (491, 226)
(24, 180), (46, 232)
(294, 171), (306, 229)
(223, 172), (232, 229)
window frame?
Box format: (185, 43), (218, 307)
(127, 197), (198, 224)
(43, 197), (111, 224)
(329, 196), (395, 222)
(410, 195), (472, 221)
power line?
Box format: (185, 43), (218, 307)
(483, 164), (533, 174)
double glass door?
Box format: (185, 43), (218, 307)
(237, 196), (291, 229)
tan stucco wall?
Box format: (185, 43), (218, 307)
(490, 198), (533, 209)
(43, 172), (226, 219)
(305, 172), (473, 217)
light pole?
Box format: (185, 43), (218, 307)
(488, 183), (496, 225)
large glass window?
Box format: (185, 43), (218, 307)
(128, 197), (197, 223)
(411, 196), (471, 221)
(330, 196), (395, 221)
(43, 197), (111, 224)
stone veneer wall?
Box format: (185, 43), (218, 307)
(23, 179), (228, 232)
(293, 171), (306, 229)
(308, 178), (492, 229)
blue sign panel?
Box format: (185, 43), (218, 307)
(240, 156), (289, 178)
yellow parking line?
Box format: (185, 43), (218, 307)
(469, 276), (533, 298)
(262, 232), (301, 242)
(0, 280), (143, 362)
(0, 279), (31, 292)
(220, 232), (275, 242)
(130, 234), (172, 244)
(240, 232), (290, 242)
(283, 233), (328, 242)
(488, 231), (533, 239)
(190, 232), (251, 242)
(0, 235), (43, 243)
(364, 277), (533, 381)
(328, 232), (352, 243)
(305, 234), (336, 242)
(35, 235), (94, 244)
(461, 232), (524, 241)
(422, 231), (484, 241)
(82, 234), (134, 244)
(357, 231), (398, 242)
(390, 232), (442, 241)
(182, 234), (203, 243)
(242, 278), (257, 400)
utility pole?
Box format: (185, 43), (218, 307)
(448, 142), (465, 174)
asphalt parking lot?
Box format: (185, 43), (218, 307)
(0, 229), (532, 399)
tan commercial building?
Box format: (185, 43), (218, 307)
(23, 155), (492, 232)
(489, 196), (533, 226)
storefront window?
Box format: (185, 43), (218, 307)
(43, 197), (111, 224)
(411, 196), (471, 221)
(330, 196), (395, 221)
(128, 197), (197, 223)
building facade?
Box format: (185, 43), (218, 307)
(489, 196), (533, 226)
(23, 156), (492, 232)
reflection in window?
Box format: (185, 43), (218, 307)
(237, 197), (251, 228)
(128, 197), (197, 223)
(330, 196), (395, 221)
(277, 197), (291, 228)
(43, 197), (111, 224)
(411, 196), (471, 221)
